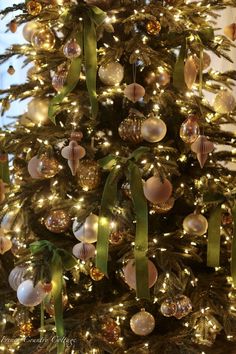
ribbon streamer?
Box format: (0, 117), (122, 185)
(207, 205), (222, 267)
(0, 157), (10, 184)
(231, 204), (236, 286)
(173, 40), (187, 91)
(30, 241), (77, 354)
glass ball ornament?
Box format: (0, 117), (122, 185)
(27, 98), (50, 125)
(73, 214), (98, 243)
(37, 155), (60, 178)
(90, 266), (104, 281)
(101, 317), (121, 343)
(130, 309), (155, 336)
(118, 112), (144, 144)
(141, 116), (167, 143)
(98, 62), (124, 86)
(77, 160), (101, 191)
(31, 26), (55, 51)
(63, 38), (82, 59)
(22, 21), (39, 42)
(180, 115), (200, 144)
(160, 298), (177, 317)
(174, 295), (192, 319)
(143, 176), (173, 204)
(17, 280), (46, 307)
(213, 90), (236, 114)
(151, 197), (175, 214)
(52, 67), (67, 92)
(8, 265), (28, 291)
(26, 1), (42, 16)
(44, 209), (71, 233)
(72, 242), (96, 261)
(183, 212), (208, 236)
(124, 83), (145, 103)
(123, 259), (158, 290)
(146, 20), (161, 35)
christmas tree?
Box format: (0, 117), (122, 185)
(0, 0), (236, 353)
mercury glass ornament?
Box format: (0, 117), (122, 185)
(224, 23), (236, 41)
(77, 160), (101, 191)
(31, 27), (56, 51)
(0, 236), (12, 254)
(146, 20), (161, 35)
(63, 38), (81, 59)
(174, 295), (192, 319)
(27, 98), (50, 124)
(213, 90), (236, 114)
(123, 259), (158, 290)
(141, 116), (167, 143)
(151, 197), (175, 214)
(26, 1), (42, 16)
(44, 209), (71, 233)
(124, 83), (145, 103)
(143, 176), (173, 204)
(17, 280), (46, 307)
(130, 309), (155, 336)
(37, 155), (60, 178)
(183, 212), (208, 236)
(90, 266), (104, 281)
(101, 317), (121, 343)
(73, 214), (98, 243)
(98, 62), (124, 86)
(118, 111), (144, 144)
(180, 115), (200, 144)
(72, 242), (96, 261)
(23, 21), (39, 41)
(160, 298), (177, 317)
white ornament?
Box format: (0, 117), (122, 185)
(130, 309), (155, 336)
(27, 98), (49, 124)
(8, 265), (28, 291)
(141, 117), (167, 143)
(17, 280), (46, 307)
(22, 21), (39, 42)
(98, 62), (124, 86)
(73, 214), (98, 243)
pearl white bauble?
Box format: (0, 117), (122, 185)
(141, 117), (167, 143)
(98, 62), (124, 86)
(183, 213), (208, 236)
(22, 21), (39, 42)
(73, 214), (98, 243)
(143, 176), (173, 204)
(17, 280), (46, 307)
(8, 265), (28, 291)
(130, 310), (155, 336)
(27, 98), (49, 124)
(213, 90), (236, 114)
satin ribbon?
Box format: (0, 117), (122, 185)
(0, 155), (10, 183)
(96, 147), (150, 299)
(30, 240), (77, 354)
(207, 205), (222, 267)
(48, 6), (106, 123)
(231, 203), (236, 286)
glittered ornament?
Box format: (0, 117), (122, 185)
(151, 197), (175, 214)
(52, 66), (67, 92)
(8, 265), (28, 291)
(213, 90), (236, 114)
(7, 65), (15, 75)
(22, 21), (39, 42)
(183, 212), (208, 236)
(141, 116), (167, 143)
(72, 242), (96, 261)
(174, 295), (192, 319)
(180, 115), (200, 144)
(20, 321), (33, 336)
(0, 235), (12, 254)
(63, 38), (81, 59)
(224, 23), (236, 41)
(26, 1), (42, 16)
(184, 56), (198, 90)
(146, 20), (161, 35)
(118, 110), (144, 144)
(109, 231), (125, 245)
(123, 259), (158, 290)
(9, 20), (17, 33)
(101, 317), (121, 343)
(191, 135), (214, 168)
(98, 62), (124, 86)
(27, 98), (50, 124)
(73, 214), (98, 243)
(124, 83), (145, 103)
(130, 309), (155, 336)
(17, 280), (46, 307)
(143, 176), (173, 204)
(31, 27), (55, 51)
(90, 266), (104, 281)
(37, 155), (60, 178)
(77, 160), (101, 191)
(44, 209), (71, 233)
(160, 298), (177, 317)
(61, 140), (86, 176)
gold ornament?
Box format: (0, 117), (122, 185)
(20, 321), (33, 336)
(184, 56), (198, 90)
(141, 116), (167, 143)
(150, 197), (175, 214)
(31, 26), (55, 51)
(27, 98), (49, 125)
(124, 83), (145, 103)
(52, 65), (68, 92)
(61, 141), (86, 176)
(0, 235), (12, 254)
(7, 65), (15, 75)
(118, 110), (144, 144)
(183, 212), (208, 236)
(90, 266), (104, 281)
(191, 135), (214, 168)
(37, 155), (60, 178)
(44, 209), (71, 233)
(130, 309), (155, 336)
(156, 71), (170, 86)
(109, 230), (125, 245)
(213, 90), (236, 114)
(98, 62), (124, 86)
(22, 21), (39, 42)
(101, 317), (121, 343)
(224, 23), (236, 41)
(77, 160), (101, 191)
(160, 295), (192, 319)
(26, 1), (42, 16)
(146, 20), (161, 35)
(9, 20), (18, 33)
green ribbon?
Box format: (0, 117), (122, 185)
(173, 40), (187, 91)
(207, 206), (222, 267)
(30, 240), (77, 354)
(96, 147), (150, 299)
(231, 203), (236, 286)
(0, 156), (10, 184)
(48, 6), (106, 123)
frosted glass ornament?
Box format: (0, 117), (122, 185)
(17, 280), (46, 307)
(73, 214), (98, 243)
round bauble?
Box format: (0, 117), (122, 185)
(37, 155), (60, 178)
(28, 156), (42, 179)
(213, 90), (236, 114)
(180, 116), (200, 144)
(63, 38), (82, 59)
(146, 20), (161, 36)
(143, 176), (173, 204)
(130, 309), (155, 336)
(44, 209), (71, 233)
(27, 98), (49, 125)
(90, 266), (104, 281)
(77, 160), (101, 191)
(8, 265), (28, 291)
(141, 116), (167, 143)
(9, 20), (18, 33)
(0, 236), (12, 254)
(123, 259), (158, 290)
(17, 280), (46, 307)
(118, 112), (144, 144)
(73, 214), (98, 243)
(160, 298), (177, 317)
(183, 213), (208, 236)
(124, 83), (145, 103)
(26, 1), (42, 16)
(22, 21), (39, 42)
(109, 230), (125, 245)
(31, 27), (55, 51)
(101, 317), (121, 343)
(52, 69), (67, 92)
(72, 242), (96, 261)
(7, 66), (15, 75)
(174, 295), (192, 319)
(156, 71), (170, 86)
(98, 62), (124, 86)
(151, 197), (175, 214)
